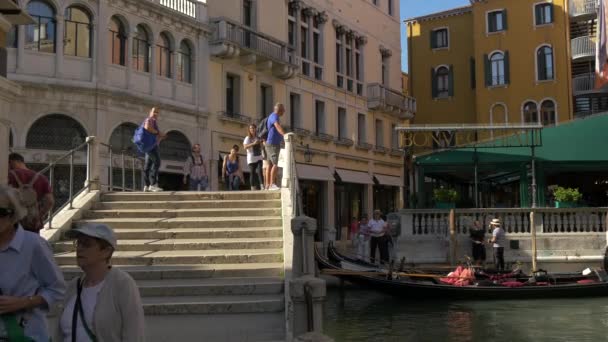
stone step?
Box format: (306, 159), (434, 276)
(84, 208), (282, 219)
(95, 199), (281, 210)
(142, 294), (285, 315)
(54, 238), (284, 253)
(111, 227), (283, 240)
(136, 277), (284, 297)
(60, 263), (284, 281)
(74, 217), (282, 229)
(102, 191), (281, 202)
(54, 249), (284, 266)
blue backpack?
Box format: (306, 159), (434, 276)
(132, 122), (157, 153)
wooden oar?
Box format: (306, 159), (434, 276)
(322, 269), (475, 280)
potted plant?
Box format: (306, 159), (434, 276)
(553, 186), (582, 208)
(433, 187), (458, 209)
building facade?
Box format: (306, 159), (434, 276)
(406, 0), (573, 127)
(4, 0), (210, 202)
(206, 0), (414, 239)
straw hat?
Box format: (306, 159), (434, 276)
(490, 218), (501, 226)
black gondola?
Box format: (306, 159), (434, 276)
(316, 243), (608, 300)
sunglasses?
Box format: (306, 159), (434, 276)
(0, 208), (14, 218)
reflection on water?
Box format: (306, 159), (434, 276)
(324, 287), (608, 342)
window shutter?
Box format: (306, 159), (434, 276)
(430, 30), (435, 49)
(448, 65), (454, 97)
(470, 57), (476, 89)
(431, 68), (437, 98)
(535, 5), (541, 25)
(503, 10), (508, 30)
(504, 51), (511, 84)
(549, 4), (554, 23)
(537, 48), (546, 80)
(484, 54), (491, 87)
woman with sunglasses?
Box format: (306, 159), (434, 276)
(0, 185), (65, 342)
(56, 223), (144, 341)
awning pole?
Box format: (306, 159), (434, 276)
(530, 132), (538, 271)
(473, 147), (479, 208)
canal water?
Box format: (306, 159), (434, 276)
(324, 287), (608, 342)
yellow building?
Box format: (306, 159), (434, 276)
(406, 0), (573, 127)
(401, 71), (409, 95)
(207, 0), (415, 238)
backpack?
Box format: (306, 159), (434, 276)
(190, 153), (204, 166)
(132, 121), (157, 154)
(257, 116), (269, 140)
(10, 170), (41, 230)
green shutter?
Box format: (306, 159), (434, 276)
(549, 4), (554, 23)
(535, 5), (542, 25)
(503, 10), (508, 30)
(430, 30), (435, 49)
(504, 51), (510, 84)
(448, 65), (454, 97)
(537, 48), (546, 80)
(484, 54), (491, 87)
(431, 68), (437, 98)
(470, 57), (476, 89)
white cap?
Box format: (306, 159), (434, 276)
(66, 223), (117, 249)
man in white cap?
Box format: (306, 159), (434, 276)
(488, 218), (506, 271)
(56, 223), (145, 342)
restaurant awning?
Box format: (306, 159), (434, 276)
(335, 169), (373, 185)
(296, 164), (333, 181)
(374, 174), (403, 187)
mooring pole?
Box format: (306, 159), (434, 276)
(473, 147), (479, 208)
(530, 132), (538, 271)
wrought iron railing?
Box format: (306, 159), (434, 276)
(158, 0), (198, 18)
(571, 36), (596, 60)
(100, 142), (145, 192)
(569, 0), (598, 17)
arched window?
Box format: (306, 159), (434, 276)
(159, 131), (191, 161)
(537, 46), (554, 81)
(64, 6), (92, 58)
(541, 100), (556, 126)
(156, 32), (172, 78)
(132, 24), (150, 72)
(108, 16), (126, 66)
(523, 102), (538, 123)
(177, 40), (192, 83)
(26, 0), (56, 53)
(26, 114), (87, 150)
(109, 122), (138, 153)
(435, 66), (449, 98)
(490, 52), (505, 86)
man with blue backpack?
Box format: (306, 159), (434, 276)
(133, 107), (165, 192)
(260, 103), (286, 190)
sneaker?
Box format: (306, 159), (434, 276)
(269, 184), (280, 191)
(149, 185), (163, 192)
(143, 186), (150, 192)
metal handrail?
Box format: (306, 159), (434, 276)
(99, 142), (145, 192)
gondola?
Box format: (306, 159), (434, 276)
(317, 243), (608, 300)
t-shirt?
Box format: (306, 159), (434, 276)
(266, 112), (283, 145)
(368, 219), (386, 237)
(144, 117), (160, 144)
(243, 136), (263, 165)
(8, 168), (52, 232)
(470, 228), (485, 243)
(60, 280), (105, 342)
(492, 227), (506, 248)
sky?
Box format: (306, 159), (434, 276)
(400, 0), (470, 72)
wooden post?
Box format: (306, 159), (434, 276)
(530, 210), (537, 272)
(449, 209), (456, 266)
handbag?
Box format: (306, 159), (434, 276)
(71, 278), (98, 342)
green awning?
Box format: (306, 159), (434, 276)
(416, 113), (608, 167)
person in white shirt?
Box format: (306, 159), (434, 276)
(488, 218), (506, 271)
(354, 214), (371, 261)
(243, 124), (264, 190)
(368, 210), (390, 265)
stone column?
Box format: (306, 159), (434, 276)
(291, 216), (306, 278)
(55, 14), (65, 78)
(149, 38), (157, 95)
(324, 180), (336, 243)
(171, 51), (178, 99)
(281, 133), (295, 188)
(0, 118), (10, 185)
(292, 1), (303, 56)
(85, 136), (100, 190)
(365, 183), (374, 216)
(197, 35), (210, 108)
(126, 32), (133, 89)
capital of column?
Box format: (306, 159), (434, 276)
(356, 35), (368, 45)
(315, 11), (328, 24)
(346, 30), (356, 40)
(289, 0), (303, 11)
(303, 7), (317, 17)
(379, 45), (392, 57)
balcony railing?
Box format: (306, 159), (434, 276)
(217, 111), (252, 125)
(210, 18), (298, 79)
(367, 83), (417, 119)
(335, 137), (354, 147)
(569, 0), (598, 17)
(355, 142), (373, 151)
(157, 0), (201, 19)
(573, 73), (596, 94)
(571, 36), (596, 60)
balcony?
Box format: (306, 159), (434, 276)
(0, 0), (35, 24)
(210, 18), (299, 79)
(373, 145), (388, 154)
(217, 111), (252, 125)
(157, 0), (203, 20)
(355, 142), (373, 151)
(569, 0), (598, 18)
(311, 132), (334, 143)
(571, 36), (596, 60)
(367, 83), (416, 119)
(573, 73), (596, 94)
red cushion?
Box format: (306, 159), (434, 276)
(501, 281), (524, 287)
(577, 279), (597, 284)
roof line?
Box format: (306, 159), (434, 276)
(404, 5), (472, 24)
